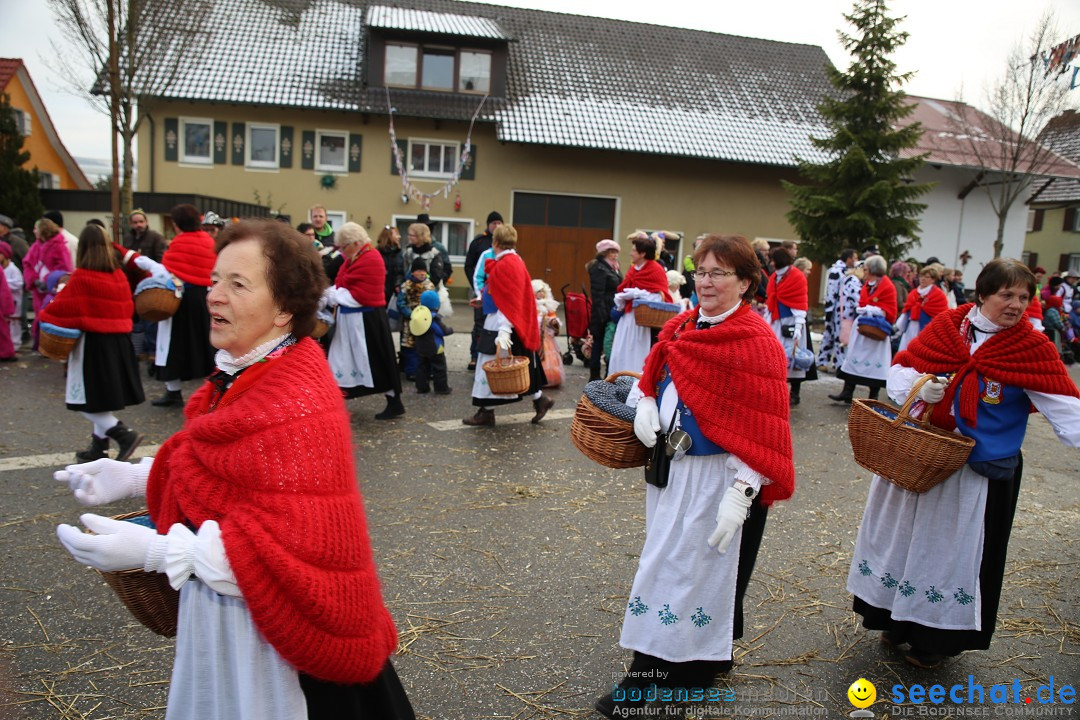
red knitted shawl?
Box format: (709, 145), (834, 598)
(162, 230), (216, 286)
(639, 305), (795, 506)
(766, 267), (808, 318)
(335, 245), (386, 307)
(112, 241), (149, 290)
(901, 284), (948, 322)
(893, 305), (1079, 430)
(485, 251), (540, 351)
(146, 339), (397, 683)
(618, 260), (673, 303)
(858, 278), (898, 324)
(38, 268), (133, 334)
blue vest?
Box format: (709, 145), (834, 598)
(482, 289), (497, 315)
(657, 370), (726, 456)
(777, 301), (794, 319)
(953, 375), (1029, 462)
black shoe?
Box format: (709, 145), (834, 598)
(905, 647), (945, 669)
(827, 392), (851, 403)
(531, 395), (555, 424)
(374, 395), (405, 420)
(434, 387), (452, 395)
(75, 435), (109, 463)
(105, 422), (144, 462)
(416, 387), (430, 394)
(152, 389), (184, 407)
(467, 360), (477, 371)
(462, 408), (495, 426)
(594, 690), (647, 719)
(147, 363), (157, 379)
(789, 387), (801, 406)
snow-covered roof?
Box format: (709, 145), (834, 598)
(1030, 110), (1080, 204)
(134, 0), (843, 167)
(366, 5), (509, 39)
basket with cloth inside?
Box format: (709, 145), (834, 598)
(39, 322), (81, 361)
(633, 299), (682, 329)
(134, 274), (182, 322)
(570, 371), (648, 468)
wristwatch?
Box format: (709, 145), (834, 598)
(734, 481), (757, 498)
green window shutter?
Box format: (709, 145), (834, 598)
(460, 143), (476, 180)
(280, 126), (294, 169)
(391, 139), (407, 175)
(301, 130), (315, 170)
(231, 122), (245, 165)
(348, 133), (363, 173)
(164, 118), (178, 162)
(213, 121), (227, 164)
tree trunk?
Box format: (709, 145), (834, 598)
(108, 0), (120, 244)
(994, 212), (1007, 259)
(122, 124), (134, 218)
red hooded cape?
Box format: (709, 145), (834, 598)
(147, 339), (397, 683)
(162, 230), (216, 286)
(766, 267), (808, 318)
(485, 251), (540, 351)
(893, 305), (1078, 430)
(39, 268), (133, 334)
(859, 278), (898, 324)
(900, 284), (948, 322)
(336, 245), (387, 307)
(639, 305), (795, 506)
(618, 260), (673, 303)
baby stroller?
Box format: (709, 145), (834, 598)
(561, 283), (592, 365)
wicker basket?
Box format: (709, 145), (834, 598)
(39, 328), (80, 361)
(135, 286), (182, 322)
(634, 305), (679, 329)
(570, 371), (649, 468)
(97, 511), (180, 637)
(847, 376), (975, 493)
(857, 323), (889, 341)
(311, 318), (331, 339)
(482, 348), (530, 395)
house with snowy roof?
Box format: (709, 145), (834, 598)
(1025, 110), (1080, 276)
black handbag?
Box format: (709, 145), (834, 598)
(477, 328), (499, 355)
(643, 412), (678, 489)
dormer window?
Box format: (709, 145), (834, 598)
(384, 43), (492, 94)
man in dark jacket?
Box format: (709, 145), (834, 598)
(125, 209), (167, 261)
(464, 210), (503, 370)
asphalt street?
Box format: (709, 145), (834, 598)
(1, 307), (1078, 720)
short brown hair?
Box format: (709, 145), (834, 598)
(769, 246), (792, 270)
(35, 218), (60, 239)
(376, 226), (399, 250)
(214, 219), (328, 339)
(408, 223), (431, 244)
(629, 231), (656, 260)
(76, 224), (117, 272)
(974, 258), (1035, 306)
(693, 234), (760, 303)
(170, 204), (201, 233)
(493, 224), (518, 249)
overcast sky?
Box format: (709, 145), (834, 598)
(2, 0), (1079, 168)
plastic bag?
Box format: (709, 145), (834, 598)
(541, 331), (563, 388)
(437, 282), (453, 319)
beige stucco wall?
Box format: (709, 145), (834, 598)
(1025, 206), (1080, 272)
(138, 98), (801, 256)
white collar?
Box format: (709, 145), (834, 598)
(698, 302), (742, 325)
(214, 332), (291, 375)
(917, 284), (932, 297)
(967, 305), (1004, 333)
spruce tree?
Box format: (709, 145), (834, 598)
(782, 0), (932, 263)
(0, 93), (44, 230)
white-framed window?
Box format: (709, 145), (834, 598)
(1069, 253), (1080, 275)
(13, 107), (32, 136)
(421, 46), (455, 91)
(458, 51), (491, 93)
(385, 43), (418, 86)
(408, 139), (459, 179)
(393, 215), (473, 260)
(246, 123), (279, 169)
(315, 130), (348, 172)
(323, 211), (347, 232)
(179, 117), (212, 165)
(1027, 209), (1037, 232)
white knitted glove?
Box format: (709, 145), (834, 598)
(633, 396), (661, 447)
(707, 485), (754, 554)
(133, 255), (171, 281)
(495, 330), (513, 352)
(917, 376), (947, 404)
(56, 513), (157, 571)
(319, 285), (337, 310)
(55, 457), (152, 506)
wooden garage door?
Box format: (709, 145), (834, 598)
(512, 192), (616, 297)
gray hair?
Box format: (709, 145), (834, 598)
(864, 254), (887, 277)
(336, 222), (370, 248)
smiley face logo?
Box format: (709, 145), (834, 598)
(848, 678), (876, 709)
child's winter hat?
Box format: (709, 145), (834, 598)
(410, 257), (428, 274)
(419, 289), (440, 311)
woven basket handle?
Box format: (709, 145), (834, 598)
(494, 344), (514, 367)
(604, 371), (642, 382)
(893, 374), (937, 428)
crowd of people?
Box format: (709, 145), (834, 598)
(2, 203), (1077, 718)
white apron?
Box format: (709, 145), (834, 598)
(840, 329), (891, 381)
(65, 334), (87, 404)
(328, 309), (373, 390)
(154, 316), (173, 367)
(470, 312), (519, 401)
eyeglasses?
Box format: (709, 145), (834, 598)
(692, 269), (737, 282)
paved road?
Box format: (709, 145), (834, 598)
(1, 322), (1077, 719)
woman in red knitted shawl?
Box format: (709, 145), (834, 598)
(895, 264), (949, 351)
(597, 235), (795, 719)
(831, 255), (897, 403)
(847, 260), (1080, 670)
(148, 204), (217, 407)
(324, 222), (405, 420)
(464, 224), (554, 426)
(38, 224), (145, 462)
(766, 247), (811, 406)
(55, 220), (415, 719)
(608, 232), (674, 375)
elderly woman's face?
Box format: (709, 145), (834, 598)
(207, 238), (292, 357)
(695, 252), (749, 316)
(979, 282), (1030, 328)
(918, 272), (935, 289)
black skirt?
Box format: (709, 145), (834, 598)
(472, 330), (547, 407)
(853, 457), (1024, 655)
(159, 284), (215, 382)
(342, 308), (402, 399)
(836, 366), (885, 391)
(299, 660), (414, 719)
(66, 332), (145, 412)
